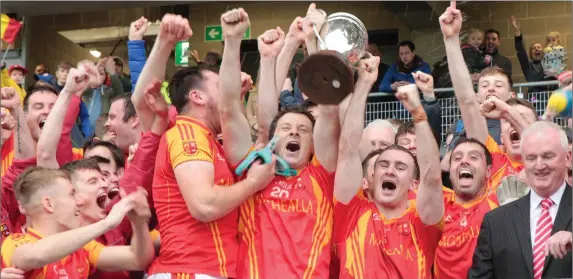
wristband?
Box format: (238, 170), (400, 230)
(411, 106), (428, 123)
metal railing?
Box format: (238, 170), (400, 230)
(368, 80), (561, 97)
(365, 80), (569, 143)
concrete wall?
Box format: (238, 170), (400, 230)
(22, 1), (572, 87)
(24, 6), (163, 83)
(409, 1), (572, 83)
(188, 1), (410, 57)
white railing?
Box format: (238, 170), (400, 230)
(365, 80), (568, 142)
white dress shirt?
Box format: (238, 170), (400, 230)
(530, 182), (566, 245)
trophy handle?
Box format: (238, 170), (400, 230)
(313, 25), (327, 50)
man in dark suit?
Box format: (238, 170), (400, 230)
(468, 121), (572, 279)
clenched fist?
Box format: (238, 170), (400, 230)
(0, 87), (20, 111)
(240, 72), (254, 98)
(221, 8), (250, 40)
(77, 60), (102, 89)
(357, 55), (380, 85)
(479, 97), (510, 119)
(129, 16), (149, 41)
(257, 27), (285, 58)
(439, 0), (463, 39)
(1, 107), (15, 131)
(412, 71), (435, 95)
(158, 14), (193, 46)
(286, 17), (305, 44)
(395, 84), (422, 113)
(63, 68), (90, 96)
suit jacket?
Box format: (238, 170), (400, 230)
(468, 185), (572, 279)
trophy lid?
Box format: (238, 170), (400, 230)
(297, 50), (354, 105)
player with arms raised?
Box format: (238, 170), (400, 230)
(216, 5), (353, 278)
(333, 78), (445, 278)
(146, 14), (275, 279)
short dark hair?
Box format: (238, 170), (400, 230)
(395, 121), (415, 142)
(113, 57), (124, 67)
(60, 157), (104, 175)
(110, 93), (136, 122)
(485, 29), (500, 38)
(268, 105), (316, 141)
(23, 85), (59, 111)
(168, 65), (219, 114)
(398, 40), (415, 52)
(450, 137), (493, 166)
(505, 98), (538, 118)
(374, 144), (420, 180)
(83, 140), (125, 169)
(362, 149), (383, 178)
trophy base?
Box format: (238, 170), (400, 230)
(297, 50), (354, 105)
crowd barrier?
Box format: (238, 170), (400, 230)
(365, 80), (569, 143)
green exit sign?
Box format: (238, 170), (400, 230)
(204, 25), (251, 42)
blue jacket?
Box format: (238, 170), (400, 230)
(379, 60), (431, 92)
(128, 40), (147, 92)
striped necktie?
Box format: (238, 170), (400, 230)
(533, 198), (554, 279)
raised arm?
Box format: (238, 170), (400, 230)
(334, 56), (380, 204)
(131, 14), (191, 132)
(127, 17), (149, 91)
(275, 17), (304, 94)
(440, 1), (488, 144)
(257, 29), (286, 145)
(302, 3), (325, 56)
(0, 87), (34, 160)
(117, 79), (169, 206)
(396, 82), (443, 226)
(9, 192), (139, 271)
(37, 68), (90, 168)
(218, 8), (257, 165)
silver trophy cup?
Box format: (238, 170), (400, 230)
(298, 12), (369, 105)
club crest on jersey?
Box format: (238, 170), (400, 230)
(397, 223), (410, 235)
(182, 140), (198, 155)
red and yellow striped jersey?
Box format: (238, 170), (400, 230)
(149, 116), (237, 278)
(334, 197), (443, 279)
(237, 156), (334, 279)
(407, 186), (455, 201)
(434, 190), (498, 279)
(485, 135), (523, 202)
(1, 228), (103, 279)
(1, 134), (83, 177)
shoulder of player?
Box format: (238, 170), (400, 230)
(82, 239), (105, 252)
(2, 232), (35, 248)
(166, 122), (211, 143)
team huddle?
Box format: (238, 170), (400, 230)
(0, 1), (571, 279)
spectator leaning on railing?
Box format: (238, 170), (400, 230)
(379, 40), (431, 93)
